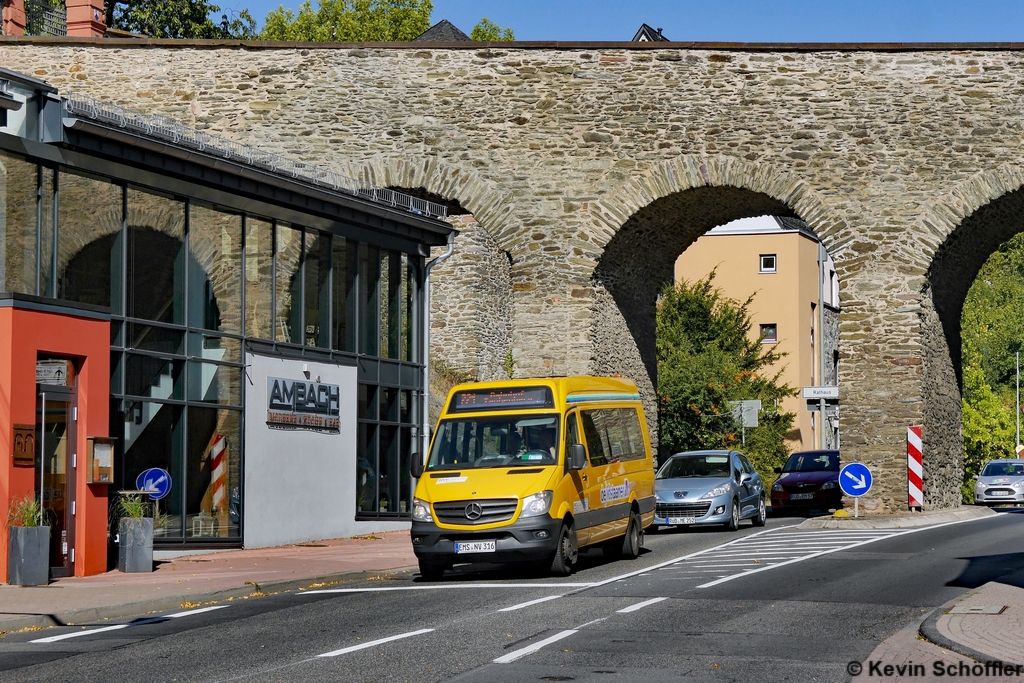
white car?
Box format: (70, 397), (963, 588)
(974, 459), (1024, 506)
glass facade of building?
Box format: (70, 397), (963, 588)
(0, 145), (430, 547)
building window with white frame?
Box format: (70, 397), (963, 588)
(759, 254), (777, 273)
(760, 323), (778, 344)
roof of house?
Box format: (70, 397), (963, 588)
(632, 23), (669, 42)
(414, 19), (472, 42)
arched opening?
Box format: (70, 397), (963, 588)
(592, 186), (839, 466)
(925, 186), (1024, 508)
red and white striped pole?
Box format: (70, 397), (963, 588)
(907, 426), (923, 510)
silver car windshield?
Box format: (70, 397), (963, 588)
(657, 454), (730, 479)
(982, 462), (1024, 477)
(427, 414), (560, 471)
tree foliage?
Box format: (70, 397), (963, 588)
(960, 232), (1024, 500)
(656, 272), (796, 481)
(261, 0), (432, 41)
(471, 17), (513, 41)
(105, 0), (256, 38)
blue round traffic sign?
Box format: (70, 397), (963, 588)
(136, 468), (172, 501)
(839, 462), (873, 497)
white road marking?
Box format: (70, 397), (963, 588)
(317, 628), (434, 657)
(493, 629), (578, 664)
(31, 605), (230, 643)
(498, 595), (562, 612)
(617, 597), (668, 613)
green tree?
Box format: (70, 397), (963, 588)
(105, 0), (256, 38)
(261, 0), (431, 41)
(470, 17), (513, 41)
(656, 272), (796, 481)
(961, 340), (1015, 502)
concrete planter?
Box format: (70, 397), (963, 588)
(7, 526), (50, 586)
(118, 517), (153, 573)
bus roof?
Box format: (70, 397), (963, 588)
(443, 376), (641, 414)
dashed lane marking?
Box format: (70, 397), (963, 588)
(498, 595), (562, 612)
(302, 583), (594, 595)
(493, 629), (578, 664)
(317, 628), (434, 657)
(616, 597), (668, 613)
(31, 605), (230, 643)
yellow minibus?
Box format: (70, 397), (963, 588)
(410, 376), (655, 580)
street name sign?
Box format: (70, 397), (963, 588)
(839, 462), (872, 497)
(136, 468), (171, 501)
(802, 386), (839, 400)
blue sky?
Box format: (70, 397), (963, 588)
(227, 0), (1024, 41)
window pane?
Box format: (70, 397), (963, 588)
(187, 362), (241, 406)
(125, 354), (183, 400)
(357, 423), (377, 513)
(399, 426), (412, 514)
(0, 152), (39, 295)
(304, 231), (330, 348)
(58, 172), (123, 311)
(580, 411), (608, 467)
(126, 322), (183, 355)
(127, 188), (185, 324)
(187, 333), (242, 364)
(359, 243), (379, 356)
(359, 384), (377, 420)
(189, 204), (241, 334)
(401, 255), (415, 362)
(274, 222), (302, 344)
(244, 217), (273, 339)
(40, 169), (54, 297)
(186, 407), (241, 538)
(122, 401), (183, 538)
(380, 425), (398, 512)
(380, 250), (401, 359)
(380, 386), (398, 422)
(332, 237), (357, 352)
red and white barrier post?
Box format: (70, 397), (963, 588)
(908, 426), (923, 510)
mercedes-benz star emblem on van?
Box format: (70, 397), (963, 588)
(465, 502), (483, 521)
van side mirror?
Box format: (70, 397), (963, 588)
(773, 467), (782, 474)
(568, 444), (587, 471)
(410, 453), (424, 479)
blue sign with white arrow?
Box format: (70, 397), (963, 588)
(136, 468), (172, 501)
(839, 462), (872, 497)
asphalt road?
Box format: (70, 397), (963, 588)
(3, 510), (1023, 683)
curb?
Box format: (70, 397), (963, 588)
(0, 564), (418, 634)
(794, 506), (996, 530)
(918, 587), (1007, 664)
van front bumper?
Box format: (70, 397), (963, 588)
(411, 516), (562, 565)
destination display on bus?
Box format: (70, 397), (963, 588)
(450, 386), (554, 412)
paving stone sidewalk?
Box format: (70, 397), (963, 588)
(798, 505), (995, 530)
(0, 530), (416, 632)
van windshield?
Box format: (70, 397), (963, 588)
(428, 415), (560, 470)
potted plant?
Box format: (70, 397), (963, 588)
(117, 493), (153, 573)
(6, 496), (49, 586)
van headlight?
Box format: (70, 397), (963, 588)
(702, 483), (732, 499)
(520, 491), (553, 518)
(412, 498), (432, 522)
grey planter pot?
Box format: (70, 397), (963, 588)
(7, 526), (50, 586)
(118, 517), (154, 573)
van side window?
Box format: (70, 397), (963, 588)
(580, 408), (646, 465)
(566, 413), (580, 447)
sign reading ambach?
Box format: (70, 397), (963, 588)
(267, 377), (341, 433)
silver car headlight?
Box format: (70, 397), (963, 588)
(412, 497), (432, 522)
(520, 490), (553, 518)
(1013, 481), (1024, 489)
(702, 483), (732, 499)
(821, 481), (838, 490)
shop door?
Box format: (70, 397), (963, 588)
(36, 391), (77, 578)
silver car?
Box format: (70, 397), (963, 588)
(654, 450), (767, 531)
(974, 459), (1024, 506)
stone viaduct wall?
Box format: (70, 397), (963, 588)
(5, 39), (1024, 512)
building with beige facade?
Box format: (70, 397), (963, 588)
(674, 216), (839, 452)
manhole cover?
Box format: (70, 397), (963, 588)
(948, 605), (1008, 615)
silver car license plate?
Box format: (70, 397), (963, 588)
(454, 541), (496, 554)
(667, 516), (696, 525)
(991, 491), (1011, 496)
(790, 493), (814, 500)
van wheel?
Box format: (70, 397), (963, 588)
(418, 559), (446, 582)
(725, 499), (740, 531)
(752, 496), (767, 527)
(550, 522), (578, 576)
(621, 511), (642, 559)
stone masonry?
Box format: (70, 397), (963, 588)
(4, 39), (1024, 511)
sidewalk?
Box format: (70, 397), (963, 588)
(0, 531), (417, 633)
(797, 505), (996, 530)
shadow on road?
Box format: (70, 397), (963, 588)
(948, 510), (1024, 589)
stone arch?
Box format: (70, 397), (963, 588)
(586, 156), (843, 449)
(920, 164), (1024, 509)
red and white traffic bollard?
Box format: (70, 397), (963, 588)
(907, 426), (923, 510)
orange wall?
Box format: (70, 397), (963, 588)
(1, 306), (110, 580)
(675, 231), (821, 450)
